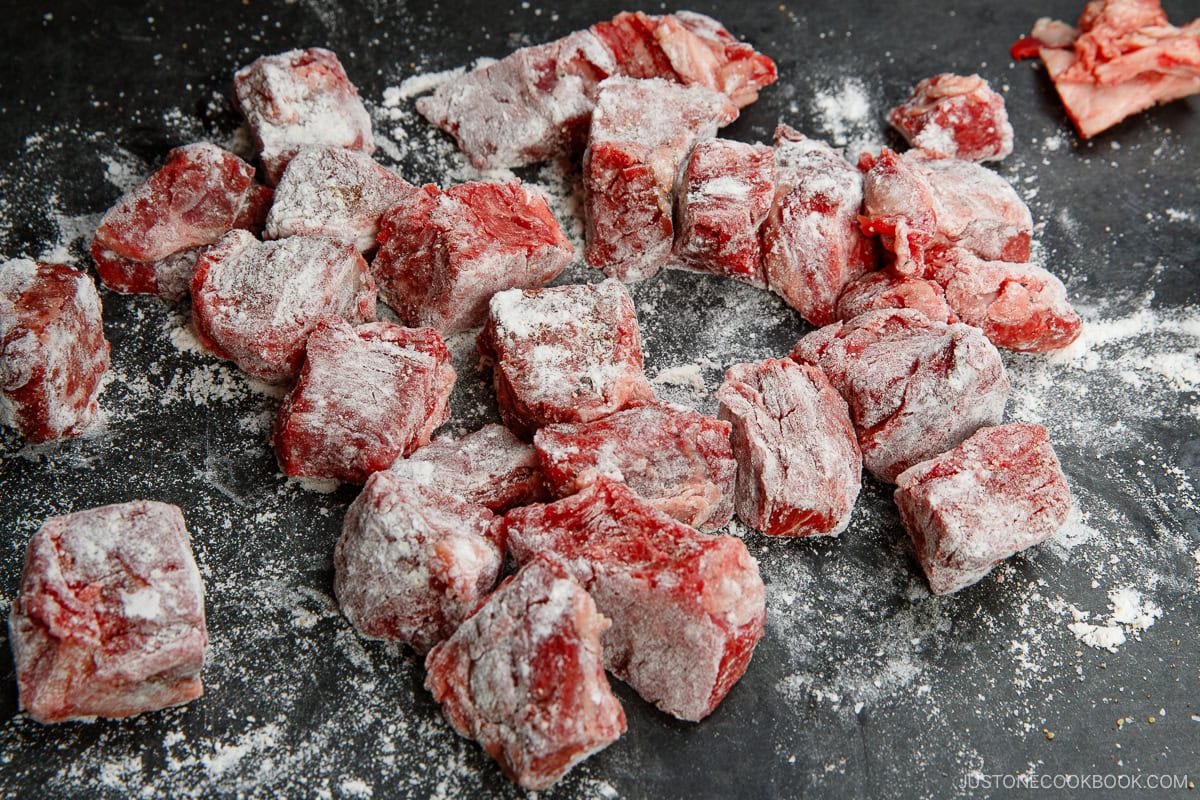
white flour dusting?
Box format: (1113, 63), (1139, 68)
(809, 77), (882, 161)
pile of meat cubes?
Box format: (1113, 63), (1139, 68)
(10, 0), (1195, 789)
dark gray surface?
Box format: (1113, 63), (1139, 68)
(1, 1), (1198, 798)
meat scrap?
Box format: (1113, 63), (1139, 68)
(416, 11), (775, 170)
(0, 260), (110, 443)
(533, 403), (736, 532)
(233, 48), (375, 184)
(500, 477), (766, 721)
(894, 424), (1072, 595)
(888, 74), (1014, 162)
(717, 358), (861, 537)
(9, 501), (207, 723)
(477, 280), (655, 437)
(584, 77), (738, 282)
(836, 269), (959, 325)
(791, 309), (1010, 483)
(190, 230), (376, 383)
(264, 146), (416, 253)
(927, 247), (1083, 352)
(674, 138), (776, 287)
(424, 554), (625, 790)
(90, 143), (271, 299)
(1012, 0), (1200, 138)
(335, 471), (500, 654)
(372, 180), (574, 335)
(389, 424), (547, 512)
(859, 148), (1032, 275)
(275, 320), (455, 484)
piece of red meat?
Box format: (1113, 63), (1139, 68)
(894, 424), (1072, 595)
(90, 143), (271, 299)
(888, 74), (1014, 162)
(233, 48), (375, 184)
(389, 424), (547, 512)
(424, 554), (626, 790)
(584, 77), (738, 282)
(335, 471), (500, 654)
(372, 180), (574, 334)
(674, 138), (776, 287)
(927, 247), (1083, 352)
(1, 260), (110, 443)
(264, 146), (416, 253)
(859, 148), (1032, 275)
(533, 403), (736, 532)
(9, 501), (207, 723)
(190, 230), (376, 383)
(499, 477), (765, 721)
(791, 309), (1010, 483)
(274, 320), (455, 484)
(477, 280), (655, 438)
(836, 269), (959, 325)
(417, 11), (775, 170)
(1012, 0), (1200, 138)
(717, 358), (862, 537)
(762, 125), (877, 326)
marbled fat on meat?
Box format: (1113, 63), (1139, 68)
(90, 143), (271, 298)
(763, 125), (876, 326)
(533, 403), (736, 531)
(888, 73), (1014, 162)
(233, 48), (375, 184)
(0, 260), (110, 443)
(894, 424), (1071, 594)
(499, 478), (765, 721)
(717, 358), (862, 537)
(389, 424), (546, 512)
(424, 554), (625, 790)
(335, 471), (500, 654)
(190, 230), (376, 383)
(674, 138), (776, 287)
(791, 309), (1010, 483)
(372, 180), (573, 334)
(274, 320), (455, 484)
(584, 77), (738, 282)
(8, 501), (207, 723)
(264, 146), (416, 252)
(477, 280), (655, 437)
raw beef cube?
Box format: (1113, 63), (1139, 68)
(264, 146), (416, 253)
(927, 247), (1083, 352)
(190, 230), (376, 383)
(791, 309), (1010, 483)
(500, 477), (766, 721)
(894, 424), (1071, 594)
(416, 30), (617, 170)
(90, 143), (271, 298)
(389, 424), (547, 512)
(275, 320), (455, 484)
(424, 554), (625, 790)
(335, 471), (500, 653)
(674, 138), (776, 286)
(716, 359), (861, 537)
(8, 501), (207, 723)
(859, 148), (1032, 275)
(584, 77), (738, 281)
(836, 269), (958, 325)
(888, 74), (1014, 162)
(372, 180), (574, 334)
(477, 280), (655, 437)
(1012, 0), (1200, 138)
(533, 404), (736, 531)
(234, 48), (375, 184)
(0, 260), (110, 443)
(762, 125), (877, 326)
